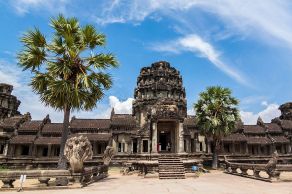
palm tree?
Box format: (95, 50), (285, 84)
(194, 86), (239, 169)
(17, 15), (118, 170)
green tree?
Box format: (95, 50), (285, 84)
(17, 15), (118, 170)
(194, 86), (239, 169)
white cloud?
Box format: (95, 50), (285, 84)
(153, 34), (248, 85)
(98, 0), (292, 49)
(109, 96), (134, 114)
(0, 61), (22, 88)
(240, 102), (281, 125)
(10, 0), (69, 15)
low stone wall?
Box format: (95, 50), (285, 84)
(224, 156), (292, 182)
(0, 165), (108, 189)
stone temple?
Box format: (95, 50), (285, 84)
(0, 61), (291, 167)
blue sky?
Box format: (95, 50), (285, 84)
(1, 0), (292, 124)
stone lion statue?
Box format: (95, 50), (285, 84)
(102, 146), (114, 166)
(64, 135), (93, 173)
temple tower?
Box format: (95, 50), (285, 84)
(0, 83), (21, 120)
(133, 61), (187, 153)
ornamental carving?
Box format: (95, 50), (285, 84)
(265, 151), (280, 178)
(102, 146), (114, 166)
(64, 135), (93, 173)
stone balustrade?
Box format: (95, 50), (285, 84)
(224, 156), (292, 182)
(0, 165), (109, 189)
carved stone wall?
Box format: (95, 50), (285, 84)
(133, 61), (187, 125)
(279, 102), (292, 120)
(0, 83), (21, 120)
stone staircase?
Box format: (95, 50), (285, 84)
(158, 155), (185, 179)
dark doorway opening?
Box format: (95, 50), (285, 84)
(142, 140), (148, 152)
(21, 145), (29, 156)
(42, 147), (48, 157)
(0, 144), (4, 154)
(133, 139), (137, 153)
(159, 131), (171, 152)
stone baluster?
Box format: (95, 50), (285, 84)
(231, 167), (238, 173)
(240, 167), (248, 175)
(1, 178), (15, 188)
(38, 177), (50, 186)
(253, 169), (261, 178)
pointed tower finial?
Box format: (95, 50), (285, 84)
(110, 108), (115, 119)
(257, 116), (264, 126)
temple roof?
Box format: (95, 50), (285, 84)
(18, 121), (42, 132)
(34, 136), (61, 145)
(270, 136), (290, 144)
(42, 123), (63, 135)
(183, 116), (196, 127)
(111, 114), (136, 127)
(247, 137), (271, 145)
(223, 133), (247, 142)
(70, 133), (111, 141)
(243, 125), (266, 134)
(265, 123), (282, 133)
(0, 115), (25, 129)
(10, 135), (36, 144)
(70, 119), (110, 129)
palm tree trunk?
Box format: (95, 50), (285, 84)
(212, 139), (220, 169)
(212, 144), (218, 169)
(57, 104), (71, 169)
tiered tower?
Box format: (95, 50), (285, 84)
(133, 61), (187, 153)
(0, 83), (21, 120)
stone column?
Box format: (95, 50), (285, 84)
(152, 122), (157, 153)
(47, 145), (52, 157)
(281, 145), (285, 154)
(4, 143), (8, 156)
(92, 142), (97, 155)
(257, 146), (261, 155)
(112, 138), (117, 152)
(287, 144), (291, 153)
(137, 139), (141, 153)
(207, 142), (211, 153)
(245, 144), (249, 154)
(178, 122), (184, 153)
(29, 144), (34, 156)
(229, 142), (235, 154)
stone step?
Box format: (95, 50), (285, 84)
(159, 177), (185, 179)
(158, 167), (185, 170)
(159, 168), (185, 171)
(159, 172), (185, 174)
(158, 156), (185, 179)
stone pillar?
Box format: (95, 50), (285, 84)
(124, 142), (128, 153)
(112, 138), (117, 152)
(3, 143), (8, 156)
(137, 139), (141, 153)
(257, 146), (261, 155)
(178, 122), (184, 153)
(231, 144), (235, 154)
(29, 144), (34, 156)
(207, 142), (212, 153)
(92, 142), (97, 155)
(287, 144), (291, 153)
(245, 144), (248, 154)
(281, 145), (285, 154)
(186, 138), (190, 153)
(47, 145), (52, 157)
(152, 122), (157, 153)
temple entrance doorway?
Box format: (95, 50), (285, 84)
(157, 121), (176, 153)
(159, 131), (171, 152)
